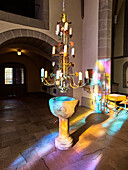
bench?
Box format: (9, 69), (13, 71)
(106, 94), (127, 116)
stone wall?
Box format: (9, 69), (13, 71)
(98, 0), (112, 59)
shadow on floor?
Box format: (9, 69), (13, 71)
(71, 113), (109, 145)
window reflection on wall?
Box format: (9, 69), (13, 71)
(5, 68), (13, 84)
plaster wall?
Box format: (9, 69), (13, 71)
(0, 0), (82, 102)
(82, 0), (99, 107)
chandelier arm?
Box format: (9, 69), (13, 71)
(69, 83), (79, 89)
(43, 78), (56, 86)
(79, 82), (88, 87)
(69, 78), (79, 88)
(71, 76), (80, 87)
(69, 77), (89, 88)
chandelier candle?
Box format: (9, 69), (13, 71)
(52, 46), (55, 55)
(41, 68), (44, 77)
(44, 71), (48, 78)
(85, 70), (89, 79)
(56, 70), (60, 79)
(79, 72), (82, 81)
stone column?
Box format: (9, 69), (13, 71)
(59, 118), (69, 138)
(124, 0), (128, 56)
(97, 0), (112, 112)
(55, 117), (73, 150)
(98, 0), (112, 59)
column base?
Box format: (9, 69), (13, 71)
(55, 136), (73, 150)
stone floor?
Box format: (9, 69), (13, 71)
(0, 93), (128, 170)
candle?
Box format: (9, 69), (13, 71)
(52, 46), (55, 55)
(79, 72), (82, 81)
(85, 70), (89, 79)
(69, 27), (72, 35)
(52, 62), (55, 67)
(41, 68), (44, 77)
(64, 22), (68, 31)
(71, 47), (75, 56)
(56, 24), (60, 35)
(45, 71), (48, 78)
(64, 45), (67, 54)
(56, 70), (60, 79)
(60, 72), (63, 77)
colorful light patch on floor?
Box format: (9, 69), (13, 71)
(102, 110), (128, 135)
(9, 131), (58, 169)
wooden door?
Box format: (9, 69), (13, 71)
(0, 63), (26, 97)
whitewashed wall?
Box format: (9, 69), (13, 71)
(82, 0), (99, 108)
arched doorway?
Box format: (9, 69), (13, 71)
(0, 63), (26, 97)
(0, 29), (57, 97)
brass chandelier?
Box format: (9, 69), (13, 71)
(41, 0), (89, 93)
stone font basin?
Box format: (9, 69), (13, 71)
(49, 96), (78, 150)
(49, 96), (78, 119)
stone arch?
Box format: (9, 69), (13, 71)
(0, 28), (57, 54)
(0, 29), (58, 94)
(123, 61), (128, 88)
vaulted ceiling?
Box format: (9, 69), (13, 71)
(0, 37), (52, 61)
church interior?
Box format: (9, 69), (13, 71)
(0, 0), (128, 169)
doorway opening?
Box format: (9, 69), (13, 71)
(0, 63), (26, 97)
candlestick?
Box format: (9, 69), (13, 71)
(56, 70), (60, 79)
(69, 27), (72, 35)
(52, 46), (55, 55)
(71, 48), (75, 56)
(64, 22), (68, 31)
(79, 72), (82, 81)
(52, 62), (55, 67)
(64, 45), (67, 54)
(41, 68), (44, 77)
(85, 70), (89, 79)
(45, 71), (48, 78)
(56, 24), (60, 35)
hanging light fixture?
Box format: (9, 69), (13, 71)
(17, 49), (21, 56)
(41, 0), (89, 93)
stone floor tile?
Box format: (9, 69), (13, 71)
(0, 160), (4, 170)
(21, 146), (40, 162)
(2, 138), (21, 148)
(6, 154), (26, 170)
(0, 131), (20, 142)
(0, 127), (16, 135)
(21, 134), (37, 143)
(18, 158), (48, 170)
(11, 142), (30, 154)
